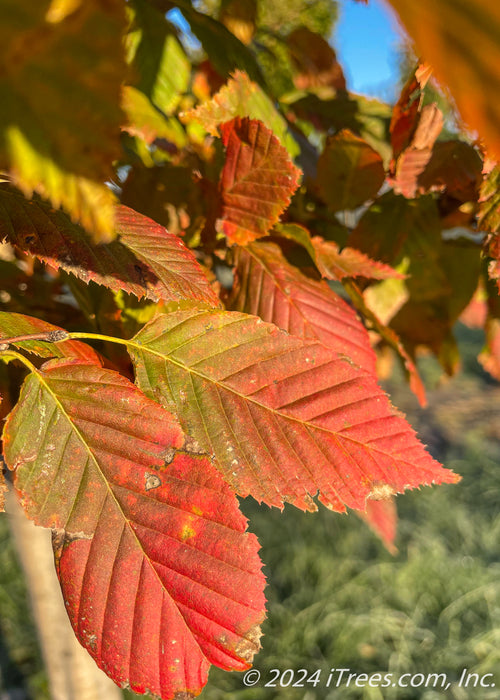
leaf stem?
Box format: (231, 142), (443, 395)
(0, 329), (139, 356)
(66, 331), (136, 349)
(0, 331), (69, 349)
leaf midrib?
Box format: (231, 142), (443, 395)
(130, 323), (430, 471)
(25, 365), (215, 663)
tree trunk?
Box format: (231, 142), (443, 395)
(6, 488), (123, 700)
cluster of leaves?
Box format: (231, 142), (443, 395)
(0, 0), (499, 698)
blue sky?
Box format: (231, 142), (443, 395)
(169, 0), (406, 101)
(334, 0), (405, 100)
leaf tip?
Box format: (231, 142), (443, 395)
(235, 621), (264, 666)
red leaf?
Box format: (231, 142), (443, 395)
(228, 241), (377, 373)
(3, 361), (265, 698)
(0, 185), (219, 307)
(390, 63), (433, 160)
(393, 104), (444, 198)
(131, 308), (459, 513)
(311, 237), (404, 281)
(114, 206), (220, 306)
(0, 311), (101, 363)
(359, 498), (398, 554)
(216, 118), (301, 245)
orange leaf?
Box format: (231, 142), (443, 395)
(359, 498), (398, 554)
(216, 118), (301, 245)
(390, 63), (433, 160)
(387, 0), (500, 158)
(311, 237), (404, 281)
(393, 104), (444, 198)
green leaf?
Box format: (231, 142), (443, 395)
(172, 0), (265, 87)
(350, 192), (482, 371)
(3, 359), (265, 697)
(130, 307), (459, 513)
(0, 0), (127, 242)
(316, 129), (386, 212)
(126, 0), (190, 116)
(283, 92), (392, 163)
(121, 86), (188, 147)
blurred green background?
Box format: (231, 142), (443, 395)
(1, 324), (499, 700)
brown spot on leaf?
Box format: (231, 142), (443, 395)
(173, 693), (195, 700)
(368, 483), (397, 501)
(162, 447), (176, 464)
(183, 436), (205, 455)
(52, 528), (92, 565)
(235, 622), (263, 664)
(145, 473), (162, 491)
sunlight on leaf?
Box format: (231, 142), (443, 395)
(3, 359), (266, 698)
(182, 70), (299, 157)
(217, 118), (301, 245)
(126, 0), (190, 116)
(131, 308), (459, 513)
(0, 186), (220, 307)
(228, 241), (377, 373)
(0, 0), (127, 241)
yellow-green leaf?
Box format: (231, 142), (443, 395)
(125, 0), (190, 116)
(182, 71), (299, 157)
(0, 0), (127, 242)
